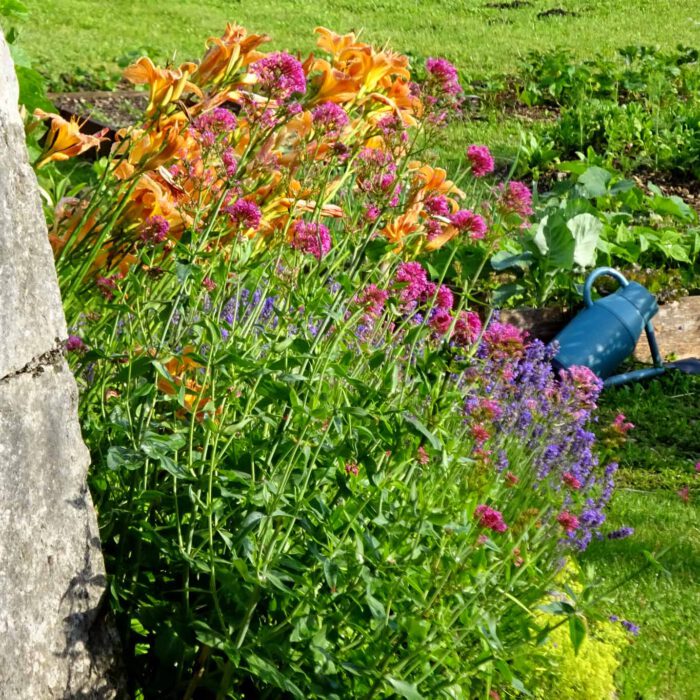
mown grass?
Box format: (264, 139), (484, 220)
(18, 0), (700, 81)
(584, 490), (700, 700)
(588, 373), (700, 699)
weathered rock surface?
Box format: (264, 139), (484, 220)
(0, 38), (67, 379)
(0, 32), (121, 698)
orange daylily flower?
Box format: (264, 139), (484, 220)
(193, 23), (270, 86)
(381, 210), (421, 245)
(315, 27), (361, 58)
(122, 173), (187, 237)
(113, 115), (191, 179)
(33, 109), (108, 168)
(423, 223), (459, 252)
(307, 58), (360, 105)
(409, 162), (466, 200)
(123, 57), (203, 115)
(156, 347), (214, 418)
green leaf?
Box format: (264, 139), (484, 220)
(365, 591), (386, 621)
(0, 0), (28, 20)
(568, 615), (587, 655)
(532, 215), (576, 270)
(106, 445), (142, 471)
(578, 166), (612, 198)
(402, 413), (441, 450)
(15, 65), (53, 112)
(491, 282), (526, 306)
(567, 213), (602, 268)
(490, 250), (534, 271)
(157, 454), (191, 480)
(175, 261), (194, 284)
(386, 677), (425, 700)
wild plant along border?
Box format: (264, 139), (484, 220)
(35, 24), (630, 698)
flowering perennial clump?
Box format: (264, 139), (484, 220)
(33, 21), (625, 700)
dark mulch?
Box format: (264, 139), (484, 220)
(484, 1), (532, 8)
(633, 169), (700, 214)
(537, 8), (579, 19)
(48, 90), (148, 129)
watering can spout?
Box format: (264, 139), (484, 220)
(552, 267), (663, 384)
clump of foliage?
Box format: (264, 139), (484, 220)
(489, 161), (700, 307)
(534, 565), (628, 700)
(515, 45), (700, 177)
(37, 23), (626, 698)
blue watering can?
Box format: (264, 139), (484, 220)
(552, 267), (700, 387)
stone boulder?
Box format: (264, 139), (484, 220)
(0, 32), (122, 698)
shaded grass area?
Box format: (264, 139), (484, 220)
(584, 490), (700, 700)
(586, 372), (700, 699)
(597, 372), (700, 486)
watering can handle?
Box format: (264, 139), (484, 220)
(583, 267), (629, 308)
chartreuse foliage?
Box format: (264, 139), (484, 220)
(533, 563), (628, 700)
(36, 22), (627, 699)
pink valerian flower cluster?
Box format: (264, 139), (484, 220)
(394, 263), (451, 312)
(611, 413), (635, 435)
(425, 57), (462, 96)
(475, 504), (508, 533)
(424, 194), (451, 217)
(356, 284), (390, 317)
(139, 215), (170, 245)
(498, 181), (534, 218)
(251, 52), (307, 99)
(356, 148), (400, 206)
(311, 101), (349, 136)
(66, 335), (86, 352)
(224, 199), (262, 231)
(344, 462), (359, 476)
(416, 446), (430, 465)
(449, 209), (488, 239)
(376, 113), (409, 147)
(482, 322), (527, 358)
(467, 145), (495, 178)
(222, 148), (238, 178)
(561, 365), (603, 412)
(391, 262), (482, 346)
(453, 310), (482, 346)
(471, 423), (490, 445)
(290, 220), (332, 260)
(190, 107), (237, 146)
(557, 511), (580, 533)
(563, 472), (582, 490)
(394, 261), (431, 306)
(429, 309), (453, 335)
(96, 273), (123, 300)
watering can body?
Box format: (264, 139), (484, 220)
(552, 268), (660, 379)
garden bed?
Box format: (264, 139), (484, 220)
(49, 89), (147, 130)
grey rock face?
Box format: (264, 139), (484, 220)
(0, 32), (121, 698)
(0, 35), (67, 380)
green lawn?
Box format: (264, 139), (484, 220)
(585, 490), (700, 700)
(588, 373), (700, 699)
(17, 0), (700, 81)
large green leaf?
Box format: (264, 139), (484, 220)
(532, 214), (576, 270)
(490, 250), (535, 271)
(387, 677), (425, 700)
(567, 213), (602, 268)
(578, 166), (612, 198)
